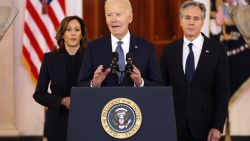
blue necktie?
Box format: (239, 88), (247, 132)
(115, 41), (125, 83)
(185, 43), (194, 83)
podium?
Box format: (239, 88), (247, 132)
(67, 87), (177, 141)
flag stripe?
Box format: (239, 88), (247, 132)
(23, 0), (66, 83)
(29, 0), (57, 44)
(23, 34), (42, 71)
(24, 23), (44, 62)
(58, 0), (66, 14)
(27, 0), (54, 50)
(23, 46), (39, 79)
(50, 0), (65, 22)
(24, 11), (51, 53)
(48, 6), (60, 29)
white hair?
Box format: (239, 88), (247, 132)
(105, 0), (133, 13)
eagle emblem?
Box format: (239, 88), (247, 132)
(113, 108), (132, 129)
(101, 98), (142, 139)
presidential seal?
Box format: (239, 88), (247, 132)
(101, 98), (142, 139)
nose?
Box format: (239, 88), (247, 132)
(71, 30), (76, 35)
(189, 18), (194, 25)
(111, 15), (117, 22)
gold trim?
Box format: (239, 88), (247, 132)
(101, 98), (142, 139)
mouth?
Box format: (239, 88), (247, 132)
(187, 28), (195, 31)
(111, 25), (121, 29)
(70, 38), (77, 42)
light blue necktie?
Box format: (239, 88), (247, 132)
(115, 41), (125, 84)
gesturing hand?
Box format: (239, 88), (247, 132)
(92, 65), (111, 87)
(130, 65), (142, 87)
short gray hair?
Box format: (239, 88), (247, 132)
(105, 0), (133, 13)
(179, 0), (206, 19)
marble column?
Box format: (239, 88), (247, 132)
(0, 14), (19, 136)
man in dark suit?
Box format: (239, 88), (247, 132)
(160, 1), (229, 141)
(78, 0), (162, 87)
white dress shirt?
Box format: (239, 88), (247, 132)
(111, 32), (130, 64)
(182, 33), (204, 73)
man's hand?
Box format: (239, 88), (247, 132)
(61, 97), (70, 109)
(130, 65), (142, 87)
(207, 128), (221, 141)
(92, 65), (111, 87)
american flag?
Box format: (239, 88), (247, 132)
(22, 0), (66, 83)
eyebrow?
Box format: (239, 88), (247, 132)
(67, 26), (80, 28)
(184, 15), (201, 18)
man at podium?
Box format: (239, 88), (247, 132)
(77, 0), (162, 87)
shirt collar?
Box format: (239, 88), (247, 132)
(183, 33), (203, 48)
(111, 31), (130, 47)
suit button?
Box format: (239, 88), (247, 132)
(187, 88), (191, 91)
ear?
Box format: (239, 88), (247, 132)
(129, 13), (133, 23)
(201, 17), (205, 26)
(179, 17), (183, 27)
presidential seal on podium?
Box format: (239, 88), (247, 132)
(101, 98), (142, 139)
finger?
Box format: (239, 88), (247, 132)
(103, 68), (111, 75)
(132, 65), (139, 72)
(130, 74), (135, 80)
(207, 132), (212, 141)
(131, 69), (139, 76)
(97, 65), (103, 69)
(212, 135), (220, 141)
(132, 65), (141, 75)
(95, 65), (103, 72)
(94, 69), (103, 75)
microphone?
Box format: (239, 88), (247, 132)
(110, 52), (119, 74)
(125, 52), (134, 74)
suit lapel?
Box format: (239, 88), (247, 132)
(192, 36), (212, 83)
(129, 34), (140, 63)
(176, 39), (186, 81)
(103, 36), (113, 67)
(120, 34), (140, 85)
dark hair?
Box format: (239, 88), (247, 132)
(247, 0), (250, 5)
(54, 15), (87, 53)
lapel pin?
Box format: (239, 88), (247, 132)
(205, 50), (210, 53)
(134, 45), (138, 49)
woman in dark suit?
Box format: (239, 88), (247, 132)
(33, 15), (87, 141)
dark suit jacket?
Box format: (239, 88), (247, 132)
(78, 34), (163, 87)
(160, 34), (229, 140)
(33, 49), (84, 141)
